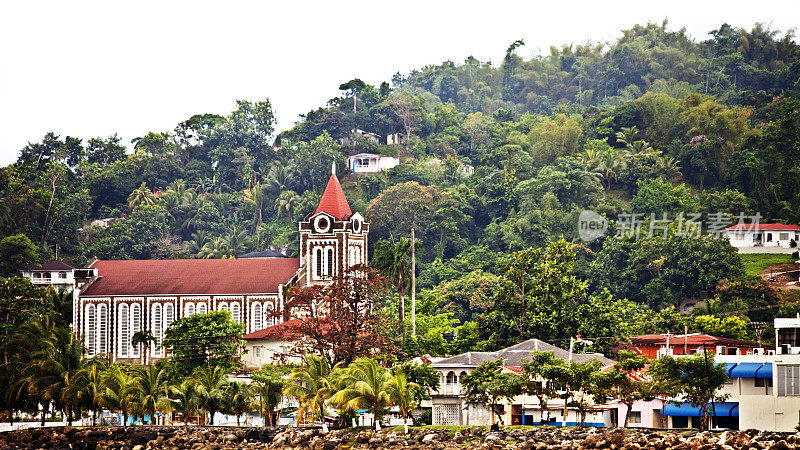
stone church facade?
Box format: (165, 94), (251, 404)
(72, 170), (368, 364)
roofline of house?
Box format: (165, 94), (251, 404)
(80, 291), (281, 298)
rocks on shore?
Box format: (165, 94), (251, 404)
(2, 425), (800, 449)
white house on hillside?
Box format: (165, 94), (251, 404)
(348, 153), (400, 174)
(722, 223), (800, 249)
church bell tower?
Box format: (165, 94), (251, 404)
(298, 164), (369, 286)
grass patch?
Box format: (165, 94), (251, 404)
(740, 253), (796, 276)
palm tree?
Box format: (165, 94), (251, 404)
(193, 365), (229, 425)
(224, 381), (252, 426)
(243, 183), (269, 230)
(385, 369), (421, 427)
(18, 320), (84, 425)
(615, 126), (639, 149)
(251, 373), (284, 426)
(264, 162), (296, 197)
(283, 355), (332, 424)
(44, 287), (73, 327)
(275, 190), (300, 222)
(127, 182), (156, 210)
(101, 364), (136, 426)
(129, 365), (170, 424)
(168, 378), (199, 427)
(223, 223), (249, 257)
(198, 237), (228, 259)
(594, 150), (627, 190)
(75, 358), (108, 425)
(329, 358), (392, 428)
(371, 239), (417, 334)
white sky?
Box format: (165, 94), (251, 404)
(1, 0), (798, 167)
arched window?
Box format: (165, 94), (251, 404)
(315, 248), (323, 279)
(98, 304), (108, 355)
(152, 304), (162, 354)
(349, 247), (361, 267)
(86, 304), (96, 356)
(327, 248), (335, 277)
(446, 371), (456, 385)
(119, 304), (129, 357)
(265, 302), (275, 327)
(252, 302), (263, 331)
(231, 302), (241, 323)
(185, 302), (195, 317)
(197, 303), (207, 314)
(218, 302), (229, 313)
(131, 304), (141, 357)
(164, 303), (175, 334)
(33, 272), (41, 279)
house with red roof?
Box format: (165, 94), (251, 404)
(722, 223), (800, 249)
(71, 167), (368, 365)
(626, 333), (760, 359)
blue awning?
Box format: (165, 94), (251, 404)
(662, 402), (739, 417)
(756, 363), (773, 379)
(730, 363), (761, 378)
(717, 362), (737, 376)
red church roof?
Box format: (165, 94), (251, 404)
(81, 258), (300, 297)
(315, 173), (352, 220)
(724, 223), (800, 231)
(243, 318), (304, 340)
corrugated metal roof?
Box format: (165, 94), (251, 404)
(629, 334), (759, 347)
(243, 318), (304, 340)
(81, 258), (300, 296)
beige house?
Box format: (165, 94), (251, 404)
(430, 339), (614, 426)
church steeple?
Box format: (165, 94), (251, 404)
(315, 171), (352, 220)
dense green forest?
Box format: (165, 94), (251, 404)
(3, 20), (800, 355)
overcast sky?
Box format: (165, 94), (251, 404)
(1, 1), (798, 166)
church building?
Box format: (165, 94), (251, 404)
(68, 169), (367, 364)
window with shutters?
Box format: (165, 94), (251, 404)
(315, 248), (323, 279)
(98, 304), (108, 355)
(218, 301), (229, 313)
(119, 304), (129, 357)
(131, 304), (141, 357)
(185, 302), (195, 317)
(252, 302), (263, 331)
(265, 302), (275, 327)
(327, 248), (334, 277)
(152, 304), (162, 355)
(197, 303), (207, 314)
(164, 303), (174, 333)
(231, 303), (241, 323)
(777, 365), (800, 396)
(86, 304), (96, 356)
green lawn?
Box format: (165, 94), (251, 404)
(739, 253), (796, 276)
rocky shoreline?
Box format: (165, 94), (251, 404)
(2, 425), (800, 449)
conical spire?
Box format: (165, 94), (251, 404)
(315, 171), (352, 220)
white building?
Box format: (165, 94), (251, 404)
(430, 339), (614, 426)
(656, 317), (800, 431)
(348, 153), (400, 174)
(21, 261), (76, 291)
(722, 223), (800, 249)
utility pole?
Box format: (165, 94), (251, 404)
(411, 228), (416, 338)
(684, 325), (688, 355)
(751, 322), (768, 347)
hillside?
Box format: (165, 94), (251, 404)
(2, 20), (800, 353)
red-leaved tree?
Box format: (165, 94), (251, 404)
(279, 266), (397, 366)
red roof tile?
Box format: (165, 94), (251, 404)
(81, 258), (300, 297)
(629, 334), (759, 347)
(724, 223), (800, 231)
(243, 318), (304, 340)
(315, 174), (352, 220)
